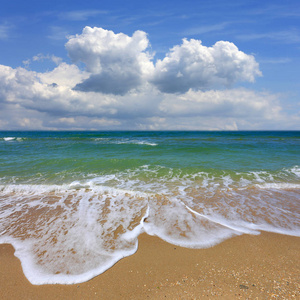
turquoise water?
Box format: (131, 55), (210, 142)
(0, 131), (299, 284)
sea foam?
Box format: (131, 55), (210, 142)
(3, 137), (16, 141)
(0, 174), (299, 284)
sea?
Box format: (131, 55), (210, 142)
(0, 131), (299, 284)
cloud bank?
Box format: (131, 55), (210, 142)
(0, 26), (298, 130)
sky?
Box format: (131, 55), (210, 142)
(0, 0), (299, 130)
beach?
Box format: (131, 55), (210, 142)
(1, 232), (299, 299)
(0, 131), (299, 297)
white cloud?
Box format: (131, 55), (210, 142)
(151, 39), (261, 93)
(0, 63), (156, 121)
(183, 22), (230, 36)
(259, 57), (292, 64)
(237, 29), (300, 44)
(0, 23), (11, 40)
(66, 27), (154, 95)
(23, 54), (63, 68)
(0, 103), (45, 130)
(48, 26), (69, 41)
(59, 10), (107, 21)
(32, 54), (63, 65)
(39, 63), (89, 87)
(160, 88), (281, 120)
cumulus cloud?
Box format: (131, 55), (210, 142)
(66, 27), (154, 95)
(39, 63), (89, 87)
(151, 39), (261, 93)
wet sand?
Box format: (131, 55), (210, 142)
(0, 232), (299, 299)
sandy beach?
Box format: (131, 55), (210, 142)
(0, 232), (299, 299)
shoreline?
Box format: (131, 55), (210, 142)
(1, 232), (299, 299)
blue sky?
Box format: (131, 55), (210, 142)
(0, 0), (299, 130)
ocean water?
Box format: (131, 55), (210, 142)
(0, 131), (299, 284)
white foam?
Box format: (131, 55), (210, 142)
(115, 139), (158, 146)
(0, 184), (150, 284)
(290, 166), (300, 177)
(122, 206), (149, 241)
(0, 236), (139, 285)
(256, 183), (300, 189)
(250, 171), (269, 183)
(3, 137), (16, 141)
(0, 169), (300, 285)
(143, 199), (240, 249)
(183, 203), (260, 235)
(2, 137), (24, 142)
(221, 175), (234, 189)
(93, 138), (158, 146)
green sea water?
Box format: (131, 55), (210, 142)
(0, 131), (299, 284)
(0, 131), (299, 184)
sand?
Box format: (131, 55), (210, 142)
(0, 232), (299, 299)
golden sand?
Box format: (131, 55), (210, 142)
(0, 232), (299, 299)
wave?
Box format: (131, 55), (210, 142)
(0, 165), (299, 193)
(1, 137), (24, 141)
(117, 140), (158, 146)
(93, 138), (158, 146)
(290, 165), (300, 177)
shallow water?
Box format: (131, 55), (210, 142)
(0, 131), (299, 284)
